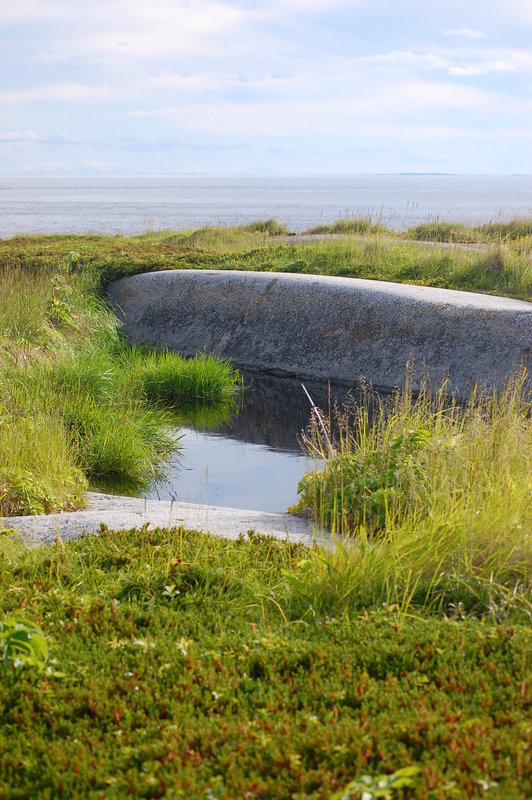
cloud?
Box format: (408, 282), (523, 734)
(0, 129), (43, 142)
(449, 60), (516, 77)
(444, 28), (488, 39)
(125, 81), (502, 138)
(78, 158), (136, 171)
(0, 0), (66, 21)
(347, 50), (519, 79)
(356, 51), (452, 71)
(2, 0), (531, 175)
(0, 83), (112, 103)
(267, 0), (364, 9)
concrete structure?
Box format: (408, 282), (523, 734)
(2, 493), (320, 548)
(108, 270), (531, 395)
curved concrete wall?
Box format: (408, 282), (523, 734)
(108, 270), (532, 395)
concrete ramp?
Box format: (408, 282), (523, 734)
(108, 270), (531, 395)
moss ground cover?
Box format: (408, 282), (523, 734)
(1, 526), (531, 799)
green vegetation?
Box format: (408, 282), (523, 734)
(305, 218), (388, 236)
(305, 216), (532, 245)
(1, 526), (531, 799)
(404, 219), (532, 243)
(0, 252), (240, 515)
(239, 218), (291, 235)
(1, 222), (531, 797)
(2, 221), (530, 301)
(292, 378), (531, 620)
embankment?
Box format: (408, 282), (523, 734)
(108, 270), (532, 395)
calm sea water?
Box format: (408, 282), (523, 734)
(1, 175), (531, 238)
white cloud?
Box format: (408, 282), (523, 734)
(2, 0), (531, 175)
(0, 0), (66, 21)
(347, 50), (519, 79)
(87, 1), (247, 59)
(0, 129), (42, 141)
(449, 60), (516, 77)
(0, 83), (112, 103)
(125, 82), (503, 137)
(78, 158), (136, 171)
(444, 28), (488, 39)
(357, 51), (452, 71)
(267, 0), (364, 9)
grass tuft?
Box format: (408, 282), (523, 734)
(305, 218), (390, 236)
(291, 376), (532, 619)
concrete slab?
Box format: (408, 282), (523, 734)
(2, 492), (322, 548)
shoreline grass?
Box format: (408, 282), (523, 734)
(302, 216), (532, 243)
(2, 222), (530, 301)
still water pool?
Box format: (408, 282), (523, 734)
(145, 371), (354, 513)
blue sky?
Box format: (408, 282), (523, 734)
(1, 0), (531, 175)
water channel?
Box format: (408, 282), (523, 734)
(145, 371), (359, 513)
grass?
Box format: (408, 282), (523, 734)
(291, 377), (531, 620)
(0, 223), (529, 511)
(0, 526), (531, 799)
(0, 255), (240, 515)
(2, 224), (530, 301)
(305, 218), (389, 236)
(404, 219), (532, 243)
(1, 221), (531, 797)
(305, 216), (532, 244)
(0, 380), (86, 515)
(131, 348), (241, 409)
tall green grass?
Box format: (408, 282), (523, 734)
(0, 378), (87, 515)
(126, 348), (241, 408)
(0, 257), (240, 514)
(305, 218), (389, 236)
(239, 218), (291, 235)
(406, 218), (532, 243)
(290, 376), (531, 619)
(305, 216), (532, 244)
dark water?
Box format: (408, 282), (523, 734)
(1, 175), (531, 238)
(146, 372), (357, 513)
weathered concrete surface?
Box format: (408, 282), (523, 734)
(108, 270), (531, 395)
(2, 493), (320, 548)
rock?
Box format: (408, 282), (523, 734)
(107, 270), (531, 396)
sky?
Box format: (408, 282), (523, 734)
(1, 0), (532, 175)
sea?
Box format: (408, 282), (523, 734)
(1, 175), (531, 238)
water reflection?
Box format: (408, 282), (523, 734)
(146, 371), (359, 512)
(207, 370), (357, 453)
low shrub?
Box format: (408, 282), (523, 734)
(0, 526), (530, 798)
(239, 218), (291, 235)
